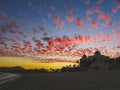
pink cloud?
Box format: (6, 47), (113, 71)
(1, 12), (8, 18)
(47, 41), (54, 52)
(117, 2), (120, 8)
(42, 19), (46, 25)
(112, 28), (120, 37)
(11, 21), (20, 30)
(112, 28), (118, 33)
(98, 13), (111, 24)
(33, 39), (43, 49)
(76, 18), (83, 29)
(85, 36), (91, 41)
(59, 20), (65, 29)
(109, 22), (115, 26)
(66, 16), (75, 23)
(0, 33), (117, 57)
(104, 34), (111, 42)
(95, 8), (102, 14)
(47, 13), (51, 19)
(66, 5), (73, 16)
(50, 6), (55, 11)
(28, 2), (35, 9)
(54, 16), (60, 24)
(86, 16), (91, 21)
(66, 6), (75, 23)
(86, 8), (102, 15)
(60, 21), (65, 26)
(85, 0), (90, 5)
(97, 0), (103, 5)
(40, 27), (46, 33)
(92, 20), (98, 27)
(24, 41), (31, 47)
(40, 27), (47, 36)
(28, 2), (32, 7)
(86, 8), (94, 15)
(112, 2), (120, 13)
(112, 8), (118, 13)
(1, 26), (8, 34)
(86, 7), (102, 15)
(73, 35), (85, 43)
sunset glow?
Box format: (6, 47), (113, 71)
(0, 0), (120, 69)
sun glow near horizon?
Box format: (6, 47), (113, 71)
(0, 57), (78, 69)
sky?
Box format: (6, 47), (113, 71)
(0, 0), (120, 69)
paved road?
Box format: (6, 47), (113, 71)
(0, 70), (120, 90)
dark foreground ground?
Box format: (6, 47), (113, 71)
(0, 70), (120, 90)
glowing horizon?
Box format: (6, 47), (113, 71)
(0, 57), (78, 69)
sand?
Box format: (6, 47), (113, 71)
(0, 69), (120, 90)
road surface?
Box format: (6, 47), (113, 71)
(0, 70), (120, 90)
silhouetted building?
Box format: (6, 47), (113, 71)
(80, 50), (112, 71)
(80, 54), (87, 62)
(95, 50), (101, 56)
(80, 54), (89, 71)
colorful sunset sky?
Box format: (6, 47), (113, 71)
(0, 0), (120, 69)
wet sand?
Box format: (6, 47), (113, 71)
(0, 69), (120, 90)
